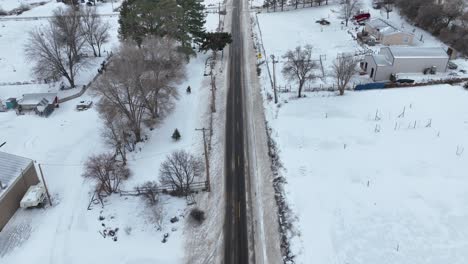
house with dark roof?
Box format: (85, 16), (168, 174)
(362, 47), (450, 81)
(0, 152), (39, 231)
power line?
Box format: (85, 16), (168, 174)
(38, 143), (197, 167)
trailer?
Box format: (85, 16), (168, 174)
(20, 184), (46, 208)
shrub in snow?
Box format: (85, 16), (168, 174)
(172, 128), (181, 140)
(18, 3), (31, 12)
(160, 150), (204, 196)
(190, 208), (205, 223)
(464, 82), (468, 89)
(0, 7), (7, 16)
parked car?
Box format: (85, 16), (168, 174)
(353, 13), (371, 23)
(448, 61), (458, 70)
(396, 79), (415, 84)
(76, 100), (93, 111)
(316, 19), (331, 25)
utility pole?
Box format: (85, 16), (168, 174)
(195, 128), (210, 192)
(210, 73), (216, 113)
(270, 54), (278, 104)
(218, 2), (221, 30)
(38, 164), (52, 206)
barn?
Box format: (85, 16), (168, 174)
(0, 152), (40, 231)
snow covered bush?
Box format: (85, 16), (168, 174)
(189, 208), (205, 223)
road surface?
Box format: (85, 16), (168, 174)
(224, 0), (250, 262)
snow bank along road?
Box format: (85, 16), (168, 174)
(224, 0), (250, 262)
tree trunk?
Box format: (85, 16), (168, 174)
(298, 81), (305, 98)
(339, 87), (344, 96)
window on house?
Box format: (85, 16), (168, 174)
(403, 36), (409, 43)
(370, 68), (374, 78)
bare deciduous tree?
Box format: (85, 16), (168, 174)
(25, 24), (86, 87)
(332, 54), (357, 96)
(381, 0), (395, 19)
(340, 0), (361, 26)
(94, 43), (148, 142)
(282, 44), (318, 98)
(83, 153), (130, 195)
(51, 7), (85, 59)
(25, 6), (88, 88)
(81, 6), (110, 57)
(99, 102), (134, 165)
(159, 150), (204, 196)
(139, 37), (185, 121)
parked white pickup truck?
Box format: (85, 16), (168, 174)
(20, 184), (46, 208)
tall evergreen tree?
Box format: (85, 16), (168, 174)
(177, 0), (206, 44)
(118, 0), (206, 55)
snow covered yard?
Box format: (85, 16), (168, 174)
(265, 84), (468, 263)
(255, 0), (468, 91)
(0, 0), (219, 262)
(0, 48), (212, 263)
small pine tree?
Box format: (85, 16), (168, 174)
(172, 129), (181, 141)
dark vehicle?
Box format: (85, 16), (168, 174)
(316, 19), (331, 25)
(448, 61), (458, 70)
(354, 13), (371, 23)
(396, 79), (415, 84)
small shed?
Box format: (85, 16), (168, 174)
(363, 47), (449, 81)
(6, 98), (17, 109)
(0, 152), (40, 231)
(365, 19), (414, 46)
(18, 93), (58, 117)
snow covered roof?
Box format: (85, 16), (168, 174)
(387, 47), (449, 59)
(367, 18), (400, 35)
(0, 152), (33, 198)
(373, 54), (392, 66)
(19, 93), (57, 106)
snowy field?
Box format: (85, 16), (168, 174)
(255, 1), (468, 263)
(264, 85), (468, 263)
(0, 0), (218, 262)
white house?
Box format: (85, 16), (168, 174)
(364, 19), (414, 46)
(363, 47), (450, 81)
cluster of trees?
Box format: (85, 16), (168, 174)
(83, 36), (186, 195)
(94, 36), (185, 163)
(25, 6), (110, 88)
(118, 0), (205, 55)
(264, 0), (329, 11)
(395, 0), (468, 55)
(282, 45), (357, 97)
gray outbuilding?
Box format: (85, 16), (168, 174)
(0, 152), (39, 231)
(363, 47), (450, 81)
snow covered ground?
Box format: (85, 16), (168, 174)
(265, 85), (468, 264)
(254, 1), (468, 263)
(0, 0), (219, 263)
(255, 0), (468, 91)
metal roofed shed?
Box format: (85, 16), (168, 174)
(0, 152), (40, 231)
(362, 47), (450, 81)
(388, 46), (449, 58)
(18, 93), (58, 117)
